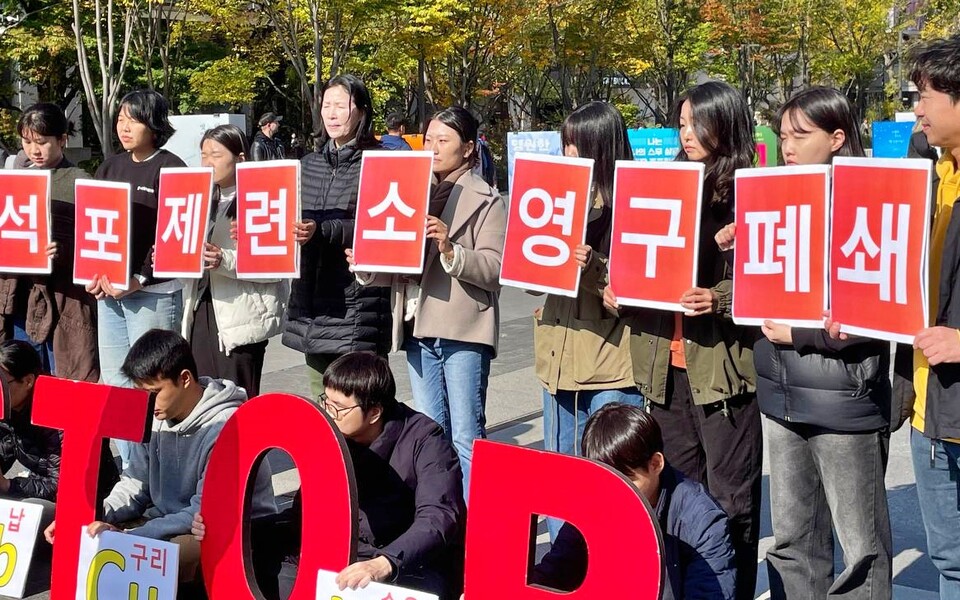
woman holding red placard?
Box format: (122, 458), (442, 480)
(720, 88), (894, 600)
(604, 81), (760, 600)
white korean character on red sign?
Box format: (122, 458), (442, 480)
(743, 205), (812, 293)
(519, 187), (576, 267)
(160, 193), (204, 254)
(81, 208), (122, 262)
(362, 182), (417, 241)
(0, 193), (39, 252)
(837, 204), (909, 304)
(245, 189), (287, 256)
(620, 197), (686, 278)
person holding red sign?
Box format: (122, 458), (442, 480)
(283, 74), (392, 397)
(533, 103), (643, 481)
(606, 82), (761, 600)
(0, 104), (99, 382)
(720, 88), (894, 600)
(180, 125), (290, 398)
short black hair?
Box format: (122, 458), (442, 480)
(561, 101), (632, 206)
(0, 340), (44, 380)
(120, 329), (198, 384)
(323, 352), (397, 413)
(909, 34), (960, 103)
(582, 403), (664, 476)
(775, 87), (865, 158)
(386, 112), (406, 131)
(17, 103), (74, 139)
(118, 90), (177, 148)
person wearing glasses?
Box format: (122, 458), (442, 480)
(192, 351), (466, 599)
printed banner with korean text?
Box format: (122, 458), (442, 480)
(608, 161), (704, 311)
(235, 160), (301, 279)
(352, 151), (434, 274)
(153, 167), (215, 278)
(0, 500), (44, 598)
(499, 153), (594, 297)
(315, 569), (439, 600)
(75, 529), (178, 600)
(73, 180), (131, 290)
(733, 165), (830, 327)
(0, 171), (52, 274)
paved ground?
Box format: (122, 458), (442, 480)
(9, 287), (941, 599)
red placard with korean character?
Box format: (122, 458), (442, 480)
(608, 161), (704, 311)
(499, 153), (594, 297)
(352, 150), (433, 274)
(733, 165), (830, 327)
(153, 167), (215, 278)
(73, 180), (131, 290)
(830, 157), (932, 343)
(0, 170), (52, 274)
(235, 160), (301, 278)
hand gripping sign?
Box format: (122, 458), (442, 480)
(352, 151), (434, 274)
(499, 153), (594, 297)
(733, 165), (830, 327)
(76, 529), (179, 600)
(0, 171), (52, 274)
(830, 157), (932, 343)
(236, 160), (301, 278)
(316, 569), (438, 600)
(153, 167), (214, 278)
(72, 180), (131, 290)
(608, 161), (704, 311)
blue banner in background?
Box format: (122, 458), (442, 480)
(627, 128), (681, 162)
(871, 121), (915, 158)
(507, 131), (563, 187)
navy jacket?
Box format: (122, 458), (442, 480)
(530, 466), (735, 600)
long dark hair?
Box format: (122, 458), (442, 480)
(317, 74), (378, 150)
(0, 340), (43, 380)
(674, 81), (755, 206)
(118, 90), (176, 148)
(775, 87), (864, 158)
(561, 101), (632, 207)
(200, 124), (248, 218)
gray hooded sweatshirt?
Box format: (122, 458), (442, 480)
(103, 377), (277, 539)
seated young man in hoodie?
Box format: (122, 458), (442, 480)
(531, 403), (737, 600)
(45, 329), (277, 589)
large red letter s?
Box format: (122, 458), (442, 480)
(32, 376), (153, 600)
(201, 393), (357, 599)
(465, 440), (663, 599)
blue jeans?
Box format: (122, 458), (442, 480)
(405, 337), (492, 500)
(911, 428), (960, 600)
(98, 290), (183, 470)
(542, 386), (644, 538)
(12, 316), (55, 375)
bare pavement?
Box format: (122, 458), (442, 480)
(11, 288), (940, 599)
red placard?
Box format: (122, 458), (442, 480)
(830, 157), (932, 343)
(733, 165), (830, 327)
(235, 160), (301, 278)
(352, 151), (433, 274)
(499, 153), (593, 297)
(608, 161), (703, 311)
(0, 170), (52, 274)
(153, 167), (214, 278)
(73, 180), (131, 290)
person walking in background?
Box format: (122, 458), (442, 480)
(251, 112), (285, 161)
(380, 112), (413, 150)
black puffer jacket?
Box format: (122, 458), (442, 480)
(755, 329), (891, 432)
(282, 140), (391, 355)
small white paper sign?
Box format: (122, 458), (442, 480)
(0, 499), (44, 598)
(316, 568), (439, 600)
(75, 528), (179, 600)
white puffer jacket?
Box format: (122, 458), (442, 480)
(181, 194), (289, 354)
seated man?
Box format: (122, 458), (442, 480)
(45, 329), (277, 590)
(194, 351), (466, 600)
(531, 403), (736, 600)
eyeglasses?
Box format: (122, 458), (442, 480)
(319, 392), (360, 421)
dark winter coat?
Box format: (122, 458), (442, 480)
(250, 131), (284, 161)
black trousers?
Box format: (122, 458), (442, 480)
(650, 367), (763, 600)
(190, 297), (268, 397)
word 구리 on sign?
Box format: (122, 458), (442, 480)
(830, 157), (932, 344)
(315, 569), (439, 600)
(0, 171), (52, 275)
(733, 165), (831, 328)
(75, 529), (179, 600)
(0, 500), (45, 599)
(352, 151), (434, 274)
(152, 167), (215, 279)
(72, 180), (131, 290)
(608, 161), (704, 311)
(499, 153), (594, 297)
(235, 160), (301, 279)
